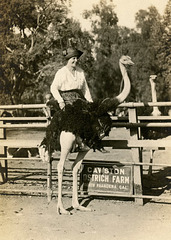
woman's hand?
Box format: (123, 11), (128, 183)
(59, 102), (65, 110)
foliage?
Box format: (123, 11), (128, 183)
(0, 0), (170, 114)
(133, 4), (170, 115)
(156, 0), (171, 102)
(83, 0), (120, 99)
(0, 0), (70, 104)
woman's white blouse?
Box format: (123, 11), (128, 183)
(50, 66), (93, 103)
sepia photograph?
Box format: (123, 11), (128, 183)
(0, 0), (171, 239)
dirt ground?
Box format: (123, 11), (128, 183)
(0, 194), (171, 240)
(0, 129), (171, 240)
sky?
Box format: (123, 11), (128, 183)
(69, 0), (168, 29)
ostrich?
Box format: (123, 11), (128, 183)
(141, 74), (170, 140)
(141, 75), (170, 175)
(56, 55), (134, 215)
(40, 55), (134, 215)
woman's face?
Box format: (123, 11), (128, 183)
(67, 56), (78, 69)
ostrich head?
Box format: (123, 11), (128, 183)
(149, 75), (157, 80)
(119, 55), (134, 66)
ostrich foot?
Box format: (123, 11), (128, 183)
(99, 147), (110, 153)
(73, 205), (92, 212)
(57, 205), (71, 215)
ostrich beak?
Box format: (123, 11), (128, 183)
(127, 56), (134, 65)
(129, 60), (134, 65)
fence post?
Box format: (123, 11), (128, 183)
(47, 149), (52, 202)
(46, 105), (52, 202)
(0, 120), (8, 183)
(128, 108), (143, 205)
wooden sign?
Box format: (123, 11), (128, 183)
(80, 163), (133, 195)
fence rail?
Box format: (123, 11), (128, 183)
(0, 104), (46, 109)
(0, 101), (171, 109)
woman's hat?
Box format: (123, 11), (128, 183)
(63, 48), (83, 60)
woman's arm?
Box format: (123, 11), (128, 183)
(50, 70), (64, 103)
(50, 70), (65, 109)
(82, 74), (93, 102)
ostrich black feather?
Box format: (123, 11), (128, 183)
(41, 99), (113, 153)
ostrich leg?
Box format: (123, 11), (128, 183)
(149, 75), (161, 116)
(72, 151), (92, 211)
(57, 131), (76, 215)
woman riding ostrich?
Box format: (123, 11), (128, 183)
(40, 48), (134, 215)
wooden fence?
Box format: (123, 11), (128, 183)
(0, 102), (171, 204)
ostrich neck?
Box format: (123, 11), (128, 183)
(116, 63), (131, 103)
(150, 80), (157, 102)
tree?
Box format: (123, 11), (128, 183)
(83, 0), (120, 99)
(156, 0), (171, 104)
(132, 6), (164, 105)
(0, 0), (39, 103)
(0, 0), (95, 104)
(0, 0), (72, 104)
